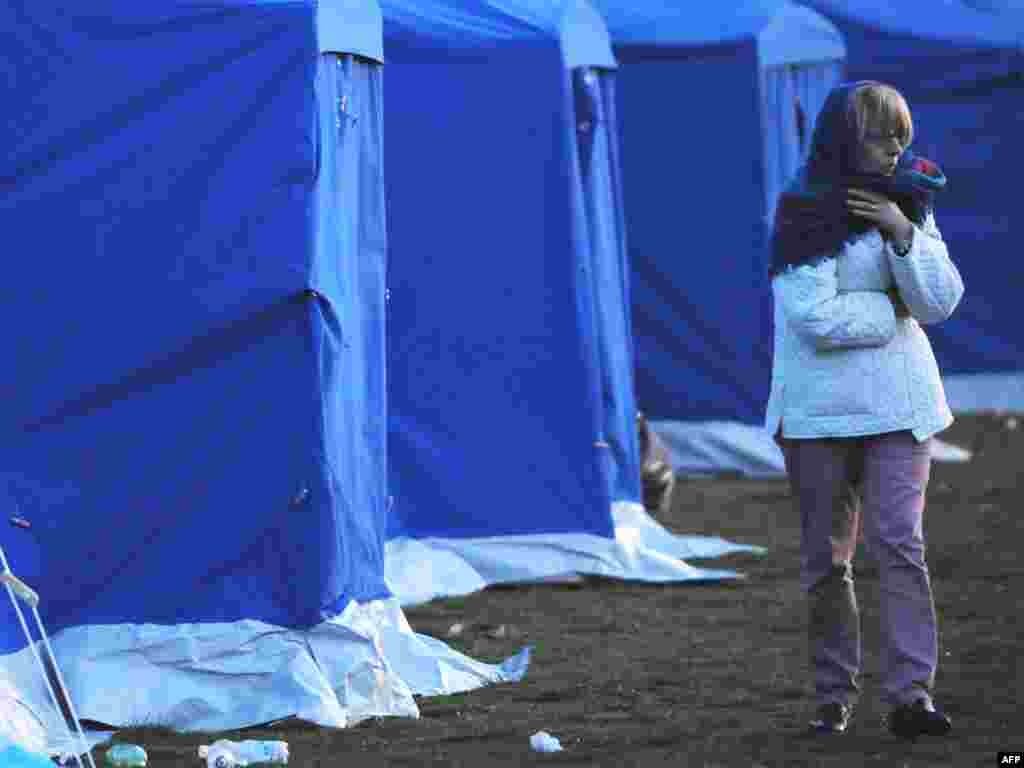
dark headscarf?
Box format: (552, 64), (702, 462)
(769, 81), (947, 277)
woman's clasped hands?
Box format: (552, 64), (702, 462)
(846, 188), (914, 243)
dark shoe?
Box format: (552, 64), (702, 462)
(809, 702), (852, 734)
(888, 699), (952, 739)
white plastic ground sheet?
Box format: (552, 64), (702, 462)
(653, 371), (1022, 478)
(0, 675), (115, 761)
(385, 501), (766, 606)
(0, 598), (528, 741)
(655, 422), (975, 478)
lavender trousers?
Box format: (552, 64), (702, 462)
(781, 431), (938, 708)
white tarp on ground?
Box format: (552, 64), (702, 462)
(654, 372), (1022, 477)
(386, 502), (766, 606)
(0, 678), (56, 756)
(0, 598), (528, 741)
(0, 676), (112, 764)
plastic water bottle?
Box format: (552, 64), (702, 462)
(104, 743), (148, 766)
(198, 739), (289, 767)
(529, 731), (563, 753)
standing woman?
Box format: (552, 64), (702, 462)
(766, 81), (963, 738)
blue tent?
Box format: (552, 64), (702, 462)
(0, 0), (523, 738)
(590, 0), (846, 473)
(380, 0), (759, 605)
(966, 0), (1024, 10)
(800, 1), (1024, 415)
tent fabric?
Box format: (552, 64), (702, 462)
(0, 599), (527, 733)
(800, 1), (1024, 380)
(380, 0), (616, 67)
(318, 0), (385, 60)
(381, 0), (758, 606)
(591, 0), (790, 48)
(591, 0), (844, 66)
(650, 413), (980, 479)
(594, 0), (844, 428)
(761, 59), (844, 224)
(1, 0), (383, 642)
(1, 0), (520, 735)
(574, 67), (640, 503)
(0, 677), (112, 765)
(757, 2), (846, 68)
(611, 1), (1024, 478)
(966, 0), (1024, 10)
(941, 371), (1024, 412)
(0, 679), (56, 759)
(594, 2), (1021, 478)
(386, 502), (758, 607)
(804, 0), (1021, 47)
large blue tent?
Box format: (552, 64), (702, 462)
(800, 0), (1024, 416)
(0, 0), (523, 743)
(591, 0), (846, 474)
(380, 0), (759, 605)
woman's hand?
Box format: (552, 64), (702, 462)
(846, 188), (914, 243)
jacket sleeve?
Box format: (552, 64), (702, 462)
(775, 258), (897, 351)
(886, 213), (964, 325)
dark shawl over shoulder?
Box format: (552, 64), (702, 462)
(769, 81), (946, 277)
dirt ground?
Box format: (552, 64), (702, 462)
(102, 413), (1020, 767)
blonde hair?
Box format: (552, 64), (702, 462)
(849, 83), (914, 147)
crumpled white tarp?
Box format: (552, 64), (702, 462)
(386, 502), (765, 606)
(654, 416), (981, 479)
(652, 371), (1024, 477)
(0, 676), (111, 762)
(0, 597), (527, 739)
(0, 678), (52, 754)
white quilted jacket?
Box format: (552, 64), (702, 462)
(765, 214), (964, 441)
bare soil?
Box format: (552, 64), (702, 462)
(100, 413), (1022, 767)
